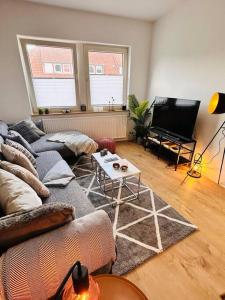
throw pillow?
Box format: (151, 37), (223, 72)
(5, 130), (38, 157)
(0, 121), (8, 136)
(34, 119), (45, 132)
(5, 139), (36, 167)
(9, 120), (40, 143)
(0, 137), (4, 161)
(0, 161), (50, 198)
(1, 144), (39, 177)
(0, 169), (42, 215)
(25, 119), (45, 136)
(0, 203), (75, 251)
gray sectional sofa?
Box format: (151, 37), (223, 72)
(31, 133), (74, 158)
(0, 121), (116, 300)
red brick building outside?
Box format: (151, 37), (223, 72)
(27, 45), (122, 78)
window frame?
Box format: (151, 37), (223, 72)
(20, 38), (80, 114)
(84, 44), (129, 110)
(19, 38), (129, 114)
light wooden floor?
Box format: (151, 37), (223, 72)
(116, 142), (225, 300)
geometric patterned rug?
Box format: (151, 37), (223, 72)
(72, 156), (197, 275)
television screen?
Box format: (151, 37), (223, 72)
(151, 97), (200, 139)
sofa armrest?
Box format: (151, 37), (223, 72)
(0, 210), (116, 300)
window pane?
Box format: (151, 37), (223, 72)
(43, 63), (53, 73)
(54, 64), (62, 73)
(96, 65), (104, 74)
(26, 44), (76, 107)
(89, 64), (95, 74)
(88, 52), (124, 105)
(63, 63), (71, 73)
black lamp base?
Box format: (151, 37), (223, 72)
(187, 169), (201, 178)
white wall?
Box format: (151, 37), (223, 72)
(0, 0), (152, 122)
(148, 0), (225, 184)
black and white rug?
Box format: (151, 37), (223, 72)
(72, 156), (197, 275)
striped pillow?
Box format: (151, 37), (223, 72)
(5, 139), (36, 167)
(0, 161), (49, 198)
(9, 121), (40, 143)
(1, 144), (38, 177)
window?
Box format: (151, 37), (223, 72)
(54, 63), (63, 73)
(43, 63), (53, 73)
(20, 39), (128, 113)
(63, 63), (72, 74)
(89, 64), (95, 74)
(86, 46), (128, 106)
(95, 65), (104, 74)
(23, 42), (77, 110)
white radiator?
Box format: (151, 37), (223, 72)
(42, 114), (128, 139)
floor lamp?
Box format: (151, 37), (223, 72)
(184, 92), (225, 183)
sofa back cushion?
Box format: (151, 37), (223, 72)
(0, 203), (75, 252)
(0, 169), (42, 215)
(1, 144), (38, 177)
(0, 161), (50, 198)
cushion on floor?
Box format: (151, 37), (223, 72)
(95, 137), (116, 154)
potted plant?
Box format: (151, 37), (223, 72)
(38, 107), (44, 115)
(128, 94), (151, 144)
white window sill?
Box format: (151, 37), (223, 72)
(32, 110), (129, 118)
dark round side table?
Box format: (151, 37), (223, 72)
(94, 274), (149, 300)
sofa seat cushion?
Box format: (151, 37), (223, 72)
(31, 134), (74, 158)
(36, 151), (62, 180)
(44, 180), (95, 218)
(36, 151), (95, 218)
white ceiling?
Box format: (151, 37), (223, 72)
(25, 0), (185, 21)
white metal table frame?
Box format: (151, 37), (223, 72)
(91, 153), (141, 204)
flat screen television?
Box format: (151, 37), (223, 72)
(151, 97), (200, 139)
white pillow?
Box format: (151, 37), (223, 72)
(0, 169), (42, 215)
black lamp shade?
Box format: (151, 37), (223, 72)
(72, 264), (89, 295)
(208, 92), (225, 114)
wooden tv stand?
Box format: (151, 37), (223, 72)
(144, 127), (196, 170)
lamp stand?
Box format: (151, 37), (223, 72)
(182, 120), (225, 184)
(218, 147), (225, 185)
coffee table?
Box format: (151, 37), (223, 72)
(94, 274), (148, 300)
(91, 152), (141, 204)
